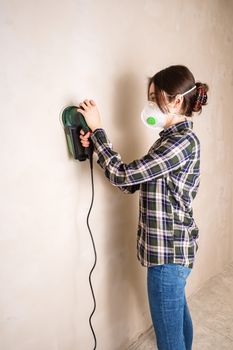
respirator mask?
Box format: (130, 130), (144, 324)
(141, 85), (196, 130)
(141, 101), (169, 129)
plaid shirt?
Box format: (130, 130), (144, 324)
(91, 120), (200, 268)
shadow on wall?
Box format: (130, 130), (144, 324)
(102, 72), (148, 347)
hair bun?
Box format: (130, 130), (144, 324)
(192, 82), (209, 113)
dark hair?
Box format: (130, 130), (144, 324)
(147, 65), (209, 117)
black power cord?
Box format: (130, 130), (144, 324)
(87, 155), (97, 349)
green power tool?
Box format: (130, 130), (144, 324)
(61, 105), (93, 161)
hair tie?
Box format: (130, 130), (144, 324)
(196, 85), (207, 105)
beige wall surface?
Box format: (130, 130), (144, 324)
(1, 0), (233, 349)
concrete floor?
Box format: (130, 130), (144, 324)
(128, 262), (233, 350)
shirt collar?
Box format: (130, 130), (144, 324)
(159, 119), (193, 138)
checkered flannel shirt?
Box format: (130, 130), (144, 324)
(91, 120), (200, 268)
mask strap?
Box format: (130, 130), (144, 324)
(181, 85), (196, 96)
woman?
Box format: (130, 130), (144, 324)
(78, 65), (209, 350)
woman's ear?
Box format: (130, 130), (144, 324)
(174, 94), (184, 108)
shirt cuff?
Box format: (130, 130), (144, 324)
(91, 128), (108, 143)
(90, 128), (114, 169)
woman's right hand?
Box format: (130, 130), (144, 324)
(80, 129), (92, 148)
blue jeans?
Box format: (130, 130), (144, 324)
(147, 264), (193, 350)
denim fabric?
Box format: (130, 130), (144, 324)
(147, 264), (193, 350)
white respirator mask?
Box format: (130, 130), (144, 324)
(141, 85), (196, 130)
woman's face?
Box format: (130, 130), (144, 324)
(149, 82), (182, 114)
(148, 82), (170, 106)
(149, 82), (156, 102)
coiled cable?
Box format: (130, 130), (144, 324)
(87, 155), (97, 349)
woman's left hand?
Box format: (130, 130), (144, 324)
(77, 99), (102, 132)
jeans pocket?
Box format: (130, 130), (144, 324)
(177, 265), (192, 280)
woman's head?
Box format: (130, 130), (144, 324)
(148, 65), (209, 117)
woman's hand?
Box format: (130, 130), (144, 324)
(77, 99), (102, 132)
(80, 129), (92, 148)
